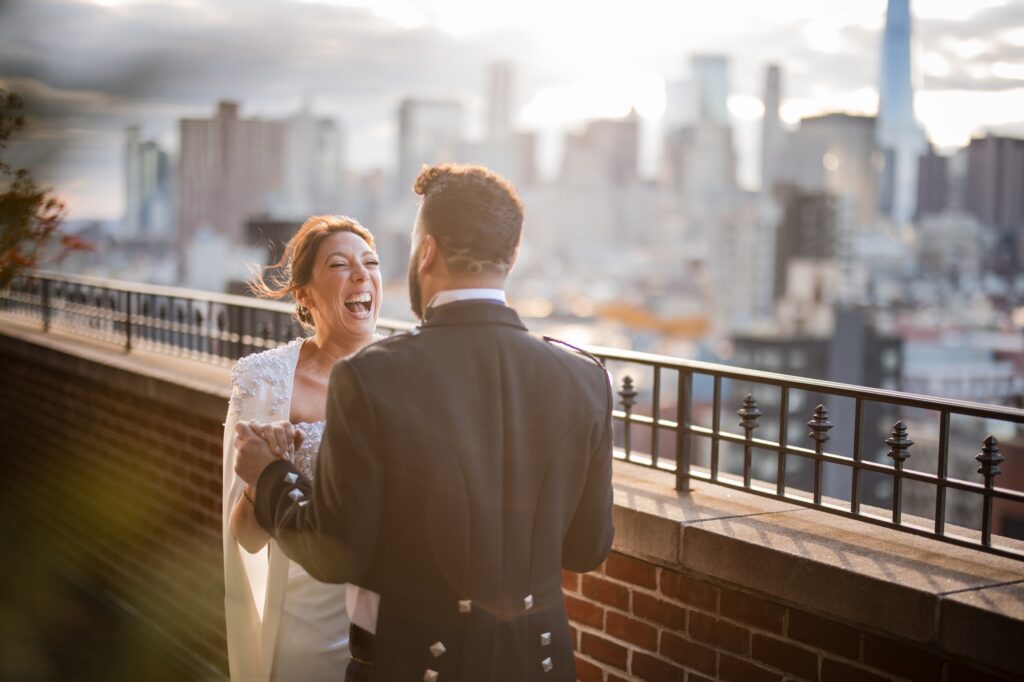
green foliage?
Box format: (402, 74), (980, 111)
(0, 89), (90, 288)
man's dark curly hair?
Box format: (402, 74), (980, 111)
(413, 163), (524, 276)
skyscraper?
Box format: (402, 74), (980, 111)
(691, 54), (730, 126)
(486, 61), (514, 142)
(875, 0), (926, 225)
(123, 126), (171, 240)
(397, 98), (464, 191)
(284, 103), (345, 216)
(760, 64), (785, 195)
(178, 101), (285, 248)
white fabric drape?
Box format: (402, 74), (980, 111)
(222, 340), (303, 681)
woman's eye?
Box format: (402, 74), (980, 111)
(330, 262), (348, 269)
(366, 261), (380, 267)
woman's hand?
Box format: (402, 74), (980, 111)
(257, 420), (306, 458)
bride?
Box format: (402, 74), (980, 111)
(222, 215), (382, 681)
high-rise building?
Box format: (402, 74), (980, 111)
(123, 126), (171, 240)
(178, 101), (286, 248)
(915, 147), (949, 221)
(772, 186), (837, 301)
(486, 61), (514, 142)
(284, 103), (345, 216)
(561, 110), (640, 186)
(691, 54), (730, 126)
(875, 0), (927, 225)
(796, 114), (879, 227)
(760, 65), (785, 196)
(965, 134), (1024, 230)
(964, 133), (1024, 275)
(397, 98), (464, 191)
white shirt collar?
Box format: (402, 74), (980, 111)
(428, 288), (507, 310)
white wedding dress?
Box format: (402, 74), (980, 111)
(222, 337), (359, 682)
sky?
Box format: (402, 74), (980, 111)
(1, 0), (1023, 219)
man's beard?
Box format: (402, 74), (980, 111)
(407, 241), (424, 321)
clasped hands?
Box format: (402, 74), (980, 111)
(234, 420), (306, 486)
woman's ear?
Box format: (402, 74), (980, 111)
(295, 287), (311, 311)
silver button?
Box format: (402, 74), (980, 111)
(524, 594), (534, 610)
(458, 599), (472, 613)
(430, 641), (446, 658)
(423, 670), (438, 682)
(284, 471), (299, 484)
(288, 488), (303, 501)
(540, 632), (551, 647)
(298, 500), (310, 507)
(542, 657), (553, 673)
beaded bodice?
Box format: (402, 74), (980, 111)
(228, 333), (385, 481)
(227, 337), (305, 419)
(291, 421), (325, 480)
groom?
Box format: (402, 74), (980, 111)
(235, 163), (614, 681)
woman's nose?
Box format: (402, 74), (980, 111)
(351, 262), (368, 281)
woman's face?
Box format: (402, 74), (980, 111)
(301, 230), (381, 339)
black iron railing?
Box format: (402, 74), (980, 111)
(3, 271), (1023, 561)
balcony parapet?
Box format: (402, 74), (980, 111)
(1, 312), (1023, 678)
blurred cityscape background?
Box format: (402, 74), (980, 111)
(2, 0), (1023, 410)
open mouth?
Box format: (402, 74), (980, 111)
(344, 292), (373, 316)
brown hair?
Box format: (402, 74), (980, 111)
(250, 214), (376, 330)
(413, 163), (523, 276)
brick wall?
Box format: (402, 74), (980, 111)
(563, 553), (1016, 682)
(0, 336), (229, 678)
(1, 329), (1020, 681)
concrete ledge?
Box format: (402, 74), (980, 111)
(611, 462), (1024, 676)
(0, 318), (230, 421)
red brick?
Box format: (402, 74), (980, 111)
(607, 610), (658, 651)
(604, 552), (658, 589)
(688, 610), (750, 655)
(659, 631), (717, 676)
(574, 655), (604, 682)
(947, 661), (1017, 682)
(719, 654), (785, 682)
(607, 675), (630, 682)
(582, 574), (630, 611)
(565, 593), (605, 629)
(687, 675), (717, 682)
(820, 658), (889, 682)
(580, 631), (628, 671)
(569, 625), (578, 650)
(720, 588), (785, 633)
(660, 570), (718, 612)
(631, 652), (686, 682)
(634, 592), (687, 630)
(863, 635), (944, 682)
(562, 570), (580, 593)
(787, 609), (860, 660)
(751, 634), (818, 680)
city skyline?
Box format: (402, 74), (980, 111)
(1, 0), (1023, 218)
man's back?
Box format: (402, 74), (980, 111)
(339, 300), (613, 680)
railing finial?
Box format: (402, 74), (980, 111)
(976, 435), (1004, 482)
(886, 421), (914, 467)
(807, 404), (833, 444)
(619, 375), (637, 411)
(737, 393), (762, 433)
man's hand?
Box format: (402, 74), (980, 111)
(234, 420), (284, 485)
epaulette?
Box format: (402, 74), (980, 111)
(542, 335), (605, 369)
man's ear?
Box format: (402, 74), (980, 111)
(419, 233), (438, 272)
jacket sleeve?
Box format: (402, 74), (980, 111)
(253, 359), (380, 584)
(562, 377), (615, 572)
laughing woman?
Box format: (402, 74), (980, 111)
(222, 215), (382, 681)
